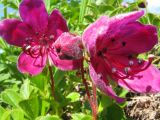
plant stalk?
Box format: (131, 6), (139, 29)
(81, 59), (97, 120)
(48, 65), (55, 98)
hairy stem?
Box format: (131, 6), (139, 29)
(92, 82), (98, 120)
(81, 59), (97, 120)
(48, 65), (55, 98)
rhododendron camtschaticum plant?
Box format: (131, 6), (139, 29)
(0, 0), (81, 76)
(82, 10), (160, 103)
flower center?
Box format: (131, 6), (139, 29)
(22, 32), (55, 58)
(96, 38), (153, 80)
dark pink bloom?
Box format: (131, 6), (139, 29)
(0, 0), (81, 75)
(82, 10), (160, 102)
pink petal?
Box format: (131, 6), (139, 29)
(110, 10), (144, 26)
(17, 52), (47, 75)
(19, 0), (48, 31)
(48, 9), (68, 40)
(54, 32), (83, 60)
(108, 22), (158, 55)
(90, 58), (125, 103)
(48, 51), (82, 70)
(0, 19), (32, 47)
(118, 64), (160, 93)
(82, 16), (109, 56)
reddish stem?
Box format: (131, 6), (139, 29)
(81, 59), (97, 120)
(48, 65), (55, 98)
(92, 82), (98, 120)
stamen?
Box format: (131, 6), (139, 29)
(127, 56), (153, 75)
(129, 60), (134, 66)
(124, 67), (131, 74)
(103, 58), (130, 79)
(49, 35), (54, 40)
(138, 59), (143, 64)
(111, 68), (116, 73)
(25, 45), (31, 50)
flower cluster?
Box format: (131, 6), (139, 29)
(1, 0), (160, 102)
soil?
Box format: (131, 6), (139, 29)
(125, 93), (160, 120)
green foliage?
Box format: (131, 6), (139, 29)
(0, 0), (160, 120)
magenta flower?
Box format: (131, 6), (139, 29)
(82, 10), (160, 102)
(0, 0), (81, 75)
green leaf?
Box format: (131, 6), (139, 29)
(6, 55), (18, 63)
(40, 100), (50, 116)
(1, 89), (23, 107)
(100, 104), (126, 120)
(79, 0), (88, 23)
(20, 80), (36, 99)
(0, 64), (6, 72)
(19, 97), (41, 119)
(98, 95), (113, 112)
(54, 69), (65, 87)
(36, 115), (61, 120)
(31, 74), (47, 91)
(0, 38), (8, 49)
(71, 113), (92, 120)
(66, 92), (80, 102)
(0, 73), (10, 82)
(11, 109), (24, 120)
(0, 106), (6, 120)
(0, 110), (11, 120)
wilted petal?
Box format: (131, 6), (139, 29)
(90, 59), (124, 103)
(19, 0), (48, 31)
(17, 52), (47, 75)
(49, 51), (82, 70)
(0, 19), (32, 47)
(118, 64), (160, 93)
(54, 32), (83, 60)
(82, 16), (109, 56)
(48, 9), (68, 40)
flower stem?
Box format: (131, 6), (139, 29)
(48, 65), (55, 98)
(92, 82), (98, 120)
(81, 59), (97, 120)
